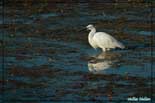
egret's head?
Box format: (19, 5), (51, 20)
(86, 24), (94, 30)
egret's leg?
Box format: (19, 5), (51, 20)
(102, 48), (106, 52)
(106, 48), (110, 51)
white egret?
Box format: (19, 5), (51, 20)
(86, 24), (125, 52)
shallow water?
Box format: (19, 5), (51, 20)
(1, 2), (155, 102)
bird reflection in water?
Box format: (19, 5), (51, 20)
(88, 52), (121, 74)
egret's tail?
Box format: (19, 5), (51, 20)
(116, 41), (125, 49)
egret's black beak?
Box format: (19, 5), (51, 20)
(79, 28), (86, 32)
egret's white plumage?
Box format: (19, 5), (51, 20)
(86, 24), (125, 52)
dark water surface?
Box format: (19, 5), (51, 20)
(1, 2), (155, 102)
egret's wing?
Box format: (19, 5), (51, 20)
(93, 32), (114, 48)
(93, 32), (124, 49)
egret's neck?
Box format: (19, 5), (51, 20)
(88, 28), (96, 38)
(88, 28), (98, 49)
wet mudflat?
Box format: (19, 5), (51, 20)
(1, 2), (155, 102)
